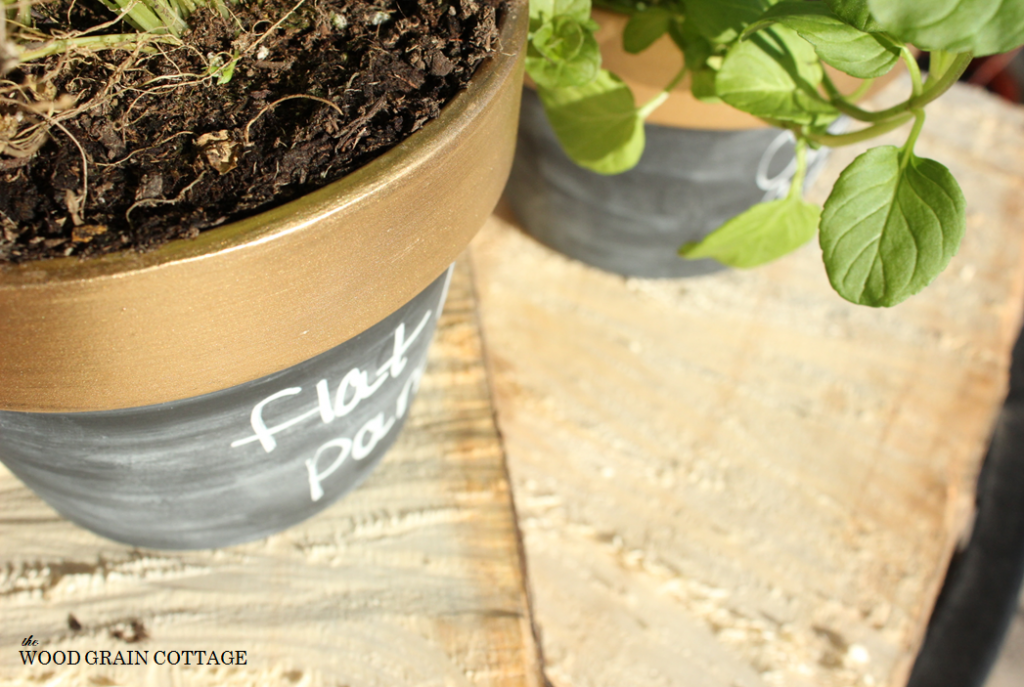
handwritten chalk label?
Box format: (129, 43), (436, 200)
(231, 310), (431, 454)
(757, 119), (846, 202)
(303, 368), (423, 500)
(229, 265), (453, 502)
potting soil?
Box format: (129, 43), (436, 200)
(0, 0), (503, 263)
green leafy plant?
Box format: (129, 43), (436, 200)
(526, 0), (1024, 307)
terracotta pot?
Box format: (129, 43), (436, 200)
(505, 8), (897, 278)
(0, 0), (527, 550)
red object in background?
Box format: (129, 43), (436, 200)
(967, 49), (1023, 103)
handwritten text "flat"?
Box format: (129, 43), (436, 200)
(230, 311), (430, 501)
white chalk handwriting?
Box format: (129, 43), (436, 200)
(229, 265), (453, 502)
(229, 312), (428, 502)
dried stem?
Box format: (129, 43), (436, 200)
(244, 94), (344, 145)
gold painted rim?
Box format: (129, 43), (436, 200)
(0, 0), (527, 413)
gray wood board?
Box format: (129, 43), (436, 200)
(0, 257), (543, 687)
(472, 81), (1024, 687)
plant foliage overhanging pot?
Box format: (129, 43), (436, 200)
(517, 0), (1024, 306)
(508, 7), (842, 279)
(0, 0), (527, 550)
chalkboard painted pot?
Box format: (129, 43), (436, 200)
(0, 1), (527, 550)
(505, 9), (846, 279)
(507, 89), (829, 278)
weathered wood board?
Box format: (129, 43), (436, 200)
(0, 258), (542, 687)
(470, 81), (1024, 687)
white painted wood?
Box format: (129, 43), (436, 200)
(471, 82), (1024, 687)
(0, 258), (542, 687)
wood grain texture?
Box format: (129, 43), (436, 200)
(0, 258), (542, 687)
(471, 81), (1024, 687)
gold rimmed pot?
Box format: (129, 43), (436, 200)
(0, 0), (527, 550)
(505, 8), (902, 278)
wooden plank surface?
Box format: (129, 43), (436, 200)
(0, 258), (542, 687)
(470, 81), (1024, 687)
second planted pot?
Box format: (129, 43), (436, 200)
(506, 8), (843, 278)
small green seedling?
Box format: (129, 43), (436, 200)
(526, 0), (1024, 307)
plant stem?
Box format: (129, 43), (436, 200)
(930, 50), (956, 78)
(799, 111), (915, 147)
(637, 91), (668, 119)
(244, 0), (306, 58)
(824, 51), (972, 123)
(820, 70), (878, 105)
(848, 77), (875, 101)
(208, 0), (232, 19)
(821, 71), (878, 122)
(15, 0), (32, 27)
(99, 0), (191, 36)
(900, 109), (925, 169)
(823, 75), (892, 122)
(902, 46), (923, 98)
(97, 0), (168, 35)
(17, 33), (178, 62)
(663, 63), (687, 93)
(920, 51), (973, 99)
(787, 138), (807, 201)
(146, 0), (189, 35)
(637, 63), (686, 119)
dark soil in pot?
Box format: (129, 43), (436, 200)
(1, 0), (503, 263)
(504, 87), (831, 279)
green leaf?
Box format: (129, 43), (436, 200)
(825, 0), (882, 32)
(668, 15), (688, 52)
(685, 0), (776, 43)
(96, 0), (169, 33)
(216, 56), (238, 85)
(527, 15), (601, 89)
(690, 67), (720, 102)
(678, 16), (714, 69)
(530, 0), (591, 24)
(868, 0), (1024, 57)
(623, 8), (672, 54)
(819, 146), (966, 307)
(716, 25), (839, 125)
(665, 16), (720, 100)
(537, 70), (645, 174)
(750, 1), (900, 78)
(679, 196), (821, 268)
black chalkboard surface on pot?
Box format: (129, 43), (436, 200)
(0, 268), (452, 550)
(505, 88), (830, 279)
